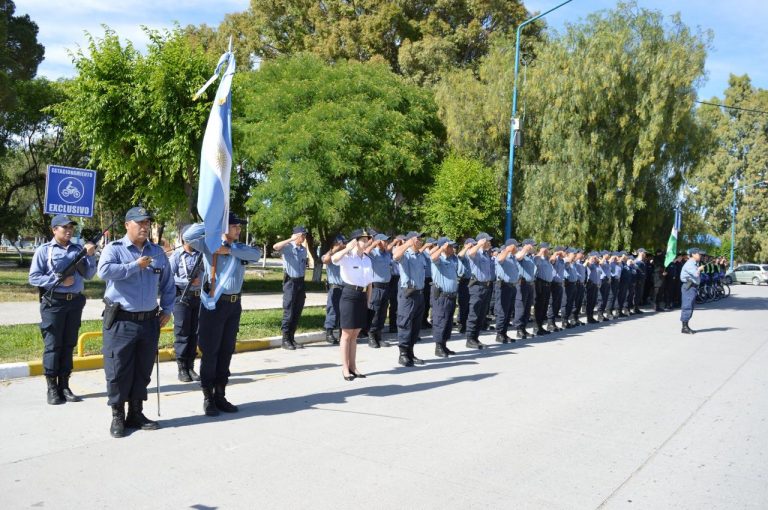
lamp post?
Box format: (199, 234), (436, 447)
(505, 0), (575, 240)
(730, 180), (767, 269)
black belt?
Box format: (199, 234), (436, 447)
(176, 288), (201, 297)
(587, 281), (599, 287)
(116, 308), (159, 321)
(220, 293), (241, 303)
(497, 280), (520, 288)
(432, 285), (457, 299)
(285, 276), (304, 281)
(459, 278), (470, 283)
(372, 282), (389, 289)
(51, 292), (81, 301)
(564, 281), (576, 287)
(535, 279), (551, 285)
(328, 284), (342, 290)
(469, 279), (493, 287)
(344, 284), (367, 292)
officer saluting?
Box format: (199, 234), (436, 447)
(465, 232), (495, 349)
(494, 238), (521, 344)
(184, 212), (262, 417)
(365, 233), (393, 348)
(430, 237), (460, 357)
(29, 214), (97, 405)
(321, 235), (346, 345)
(98, 207), (175, 438)
(273, 226), (308, 350)
(392, 231), (426, 367)
(169, 226), (203, 383)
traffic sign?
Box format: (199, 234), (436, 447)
(44, 165), (97, 218)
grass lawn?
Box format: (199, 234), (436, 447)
(0, 306), (327, 363)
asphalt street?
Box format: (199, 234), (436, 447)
(1, 285), (766, 509)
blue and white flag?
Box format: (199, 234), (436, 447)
(195, 46), (236, 256)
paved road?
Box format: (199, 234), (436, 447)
(1, 286), (766, 509)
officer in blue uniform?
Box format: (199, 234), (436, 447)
(513, 239), (536, 339)
(169, 228), (203, 383)
(572, 249), (587, 326)
(184, 212), (262, 417)
(98, 207), (175, 438)
(366, 233), (393, 348)
(584, 252), (602, 323)
(273, 226), (308, 350)
(560, 248), (579, 329)
(632, 248), (648, 314)
(321, 235), (346, 344)
(533, 242), (554, 335)
(617, 252), (631, 317)
(465, 232), (495, 349)
(494, 238), (521, 344)
(547, 246), (566, 332)
(680, 248), (703, 334)
(393, 231), (426, 366)
(29, 214), (97, 405)
(387, 235), (404, 333)
(608, 252), (622, 318)
(456, 238), (475, 334)
(597, 251), (613, 321)
(420, 237), (437, 329)
(430, 237), (459, 357)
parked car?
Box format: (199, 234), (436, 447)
(725, 263), (768, 285)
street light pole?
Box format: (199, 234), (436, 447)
(729, 180), (768, 270)
(505, 0), (574, 240)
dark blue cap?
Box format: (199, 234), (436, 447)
(349, 228), (372, 239)
(125, 206), (152, 222)
(334, 234), (347, 243)
(522, 238), (536, 246)
(292, 226), (307, 235)
(636, 248), (647, 253)
(553, 246), (566, 252)
(51, 214), (77, 228)
(476, 232), (493, 241)
(374, 233), (390, 241)
(437, 236), (456, 247)
(228, 212), (245, 225)
(688, 247), (704, 255)
(395, 234), (405, 241)
(576, 248), (584, 254)
(464, 238), (476, 245)
(504, 238), (518, 247)
(587, 251), (598, 257)
(404, 231), (422, 241)
(539, 242), (551, 249)
(565, 247), (577, 254)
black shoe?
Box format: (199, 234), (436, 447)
(57, 374), (82, 402)
(516, 328), (527, 340)
(110, 403), (125, 438)
(445, 344), (457, 355)
(187, 360), (201, 382)
(202, 387), (219, 416)
(282, 332), (295, 350)
(681, 321), (695, 335)
(618, 311), (628, 318)
(342, 370), (355, 381)
(398, 346), (413, 367)
(466, 338), (485, 350)
(177, 360), (192, 383)
(325, 328), (338, 345)
(459, 325), (466, 334)
(290, 331), (304, 349)
(587, 317), (599, 324)
(46, 376), (64, 405)
(575, 319), (585, 326)
(435, 343), (449, 358)
(547, 321), (562, 332)
(214, 384), (239, 413)
(125, 400), (159, 430)
(495, 333), (509, 344)
(633, 308), (643, 314)
(604, 313), (612, 321)
(369, 332), (381, 349)
(352, 372), (367, 379)
(409, 346), (425, 365)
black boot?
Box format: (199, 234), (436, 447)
(46, 376), (64, 405)
(574, 316), (584, 326)
(495, 333), (509, 344)
(398, 345), (413, 367)
(291, 331), (304, 349)
(58, 374), (82, 402)
(369, 331), (381, 349)
(187, 359), (200, 381)
(214, 384), (238, 413)
(325, 328), (338, 345)
(110, 403), (125, 438)
(466, 336), (485, 349)
(125, 400), (159, 430)
(547, 320), (561, 332)
(458, 324), (466, 334)
(409, 345), (425, 365)
(202, 387), (219, 416)
(435, 342), (449, 358)
(681, 321), (695, 334)
(587, 315), (599, 324)
(282, 332), (295, 350)
(516, 328), (527, 340)
(177, 360), (192, 382)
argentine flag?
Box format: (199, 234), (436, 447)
(195, 48), (236, 255)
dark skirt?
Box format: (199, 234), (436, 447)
(340, 285), (368, 329)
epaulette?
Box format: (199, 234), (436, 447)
(110, 239), (124, 246)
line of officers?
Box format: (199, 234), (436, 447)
(276, 229), (658, 367)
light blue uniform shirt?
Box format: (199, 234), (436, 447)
(97, 235), (175, 314)
(457, 254), (471, 279)
(600, 262), (611, 280)
(468, 249), (494, 282)
(534, 256), (554, 282)
(519, 255), (535, 282)
(280, 242), (307, 278)
(552, 258), (565, 282)
(169, 248), (203, 290)
(29, 240), (97, 293)
(565, 262), (580, 282)
(495, 256), (521, 283)
(680, 259), (701, 285)
(574, 261), (587, 283)
(431, 254), (459, 293)
(183, 223), (262, 295)
(369, 248), (392, 283)
(397, 248), (426, 290)
(391, 258), (400, 276)
(586, 263), (602, 284)
(610, 261), (622, 279)
(421, 251), (432, 280)
(326, 261), (342, 285)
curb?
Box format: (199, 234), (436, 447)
(0, 331), (327, 381)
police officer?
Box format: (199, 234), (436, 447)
(547, 246), (566, 332)
(273, 226), (308, 350)
(456, 238), (475, 334)
(617, 252), (631, 317)
(572, 249), (587, 326)
(533, 242), (554, 335)
(366, 233), (393, 348)
(321, 235), (346, 345)
(680, 248), (703, 334)
(625, 255), (637, 314)
(430, 237), (460, 357)
(561, 248), (579, 329)
(393, 231), (426, 366)
(420, 237), (437, 329)
(169, 229), (203, 383)
(608, 252), (622, 318)
(597, 251), (613, 321)
(513, 239), (536, 339)
(632, 248), (647, 314)
(98, 207), (175, 438)
(494, 238), (521, 344)
(387, 235), (404, 333)
(584, 251), (602, 323)
(29, 214), (97, 405)
(184, 212), (262, 417)
(465, 232), (495, 349)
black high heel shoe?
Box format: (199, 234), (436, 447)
(351, 372), (366, 379)
(342, 370), (355, 381)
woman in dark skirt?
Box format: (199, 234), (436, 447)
(332, 229), (374, 380)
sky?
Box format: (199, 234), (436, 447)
(14, 0), (768, 100)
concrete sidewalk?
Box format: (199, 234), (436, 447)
(1, 286), (766, 509)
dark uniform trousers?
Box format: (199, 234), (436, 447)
(172, 293), (200, 362)
(680, 283), (697, 322)
(368, 283), (389, 333)
(396, 287), (424, 348)
(585, 282), (599, 318)
(387, 275), (399, 330)
(324, 284), (342, 330)
(466, 281), (493, 339)
(513, 280), (534, 329)
(534, 279), (552, 327)
(626, 274), (636, 310)
(618, 273), (630, 311)
(561, 281), (576, 323)
(608, 277), (620, 312)
(598, 279), (611, 313)
(281, 276), (306, 334)
(40, 293), (86, 376)
(494, 282), (517, 336)
(431, 287), (457, 343)
(422, 278), (433, 326)
(103, 314), (160, 406)
(457, 278), (470, 328)
(574, 281), (585, 319)
(634, 270), (646, 309)
(547, 281), (564, 322)
(198, 296), (241, 388)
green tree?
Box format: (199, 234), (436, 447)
(688, 74), (768, 261)
(422, 154), (503, 239)
(236, 53), (444, 271)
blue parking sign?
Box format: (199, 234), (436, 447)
(44, 165), (97, 218)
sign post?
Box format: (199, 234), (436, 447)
(43, 165), (97, 218)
